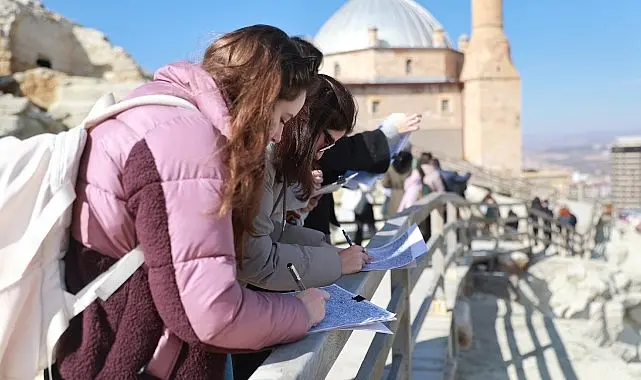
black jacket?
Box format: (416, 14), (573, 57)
(304, 129), (391, 234)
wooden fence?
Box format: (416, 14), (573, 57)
(249, 193), (596, 380)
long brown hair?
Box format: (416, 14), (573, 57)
(202, 25), (315, 264)
(273, 74), (357, 199)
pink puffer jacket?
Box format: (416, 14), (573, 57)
(57, 61), (309, 379)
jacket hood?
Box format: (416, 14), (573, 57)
(130, 61), (232, 138)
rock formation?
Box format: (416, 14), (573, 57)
(0, 0), (148, 138)
(521, 228), (641, 364)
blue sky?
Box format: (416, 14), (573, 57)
(44, 0), (640, 142)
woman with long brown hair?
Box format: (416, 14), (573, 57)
(233, 72), (370, 380)
(240, 74), (368, 292)
(54, 25), (328, 379)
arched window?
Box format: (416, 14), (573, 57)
(334, 62), (341, 77)
(405, 59), (413, 74)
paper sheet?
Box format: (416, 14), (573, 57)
(341, 170), (380, 191)
(362, 224), (428, 271)
(301, 284), (396, 334)
(312, 173), (358, 197)
(339, 322), (393, 334)
(341, 132), (411, 191)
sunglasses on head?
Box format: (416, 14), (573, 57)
(318, 129), (335, 153)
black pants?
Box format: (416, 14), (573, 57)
(354, 220), (376, 245)
(419, 214), (432, 242)
(231, 350), (272, 380)
(354, 201), (375, 245)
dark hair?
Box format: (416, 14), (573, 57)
(392, 151), (413, 174)
(202, 25), (316, 265)
(431, 158), (441, 168)
(273, 74), (357, 200)
(292, 36), (323, 72)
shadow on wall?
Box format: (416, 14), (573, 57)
(8, 12), (109, 78)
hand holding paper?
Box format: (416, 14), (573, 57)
(312, 173), (358, 197)
(293, 284), (396, 334)
(361, 224), (428, 271)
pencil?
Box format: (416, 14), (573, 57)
(287, 263), (306, 291)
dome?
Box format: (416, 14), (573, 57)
(314, 0), (452, 55)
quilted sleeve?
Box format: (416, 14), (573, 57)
(122, 113), (310, 350)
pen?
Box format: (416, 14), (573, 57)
(287, 263), (306, 291)
(343, 229), (369, 255)
(342, 229), (354, 246)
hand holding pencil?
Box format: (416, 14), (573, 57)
(338, 229), (372, 274)
(288, 263), (330, 328)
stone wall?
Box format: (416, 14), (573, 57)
(0, 91), (65, 138)
(345, 82), (464, 157)
(349, 82), (463, 129)
(0, 0), (144, 81)
(320, 48), (463, 82)
(462, 78), (522, 174)
(460, 0), (522, 175)
(0, 0), (147, 138)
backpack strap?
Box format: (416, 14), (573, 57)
(83, 94), (199, 130)
(46, 246), (145, 374)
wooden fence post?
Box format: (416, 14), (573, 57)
(431, 206), (446, 315)
(390, 269), (412, 380)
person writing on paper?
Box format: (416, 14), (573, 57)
(268, 39), (422, 237)
(54, 26), (329, 380)
(304, 113), (422, 239)
(233, 73), (370, 380)
(239, 74), (370, 292)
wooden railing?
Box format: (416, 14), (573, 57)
(250, 192), (472, 380)
(249, 194), (595, 380)
(471, 203), (592, 258)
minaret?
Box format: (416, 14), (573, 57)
(460, 0), (522, 175)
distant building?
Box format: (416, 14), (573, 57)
(314, 0), (522, 175)
(521, 168), (572, 199)
(610, 136), (641, 209)
(568, 176), (611, 202)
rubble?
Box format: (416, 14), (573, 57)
(522, 232), (641, 363)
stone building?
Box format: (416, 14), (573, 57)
(0, 0), (144, 81)
(315, 0), (522, 175)
(0, 0), (148, 138)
